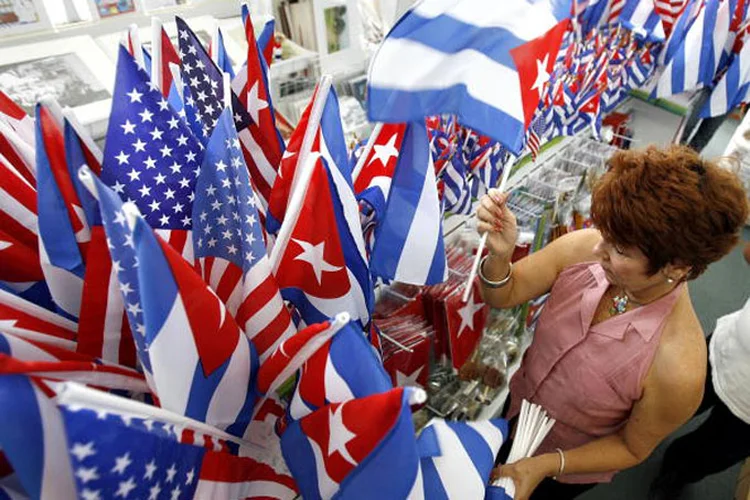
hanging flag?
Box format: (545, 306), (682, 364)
(271, 87), (373, 327)
(370, 121), (447, 286)
(611, 0), (666, 41)
(285, 317), (392, 422)
(419, 418), (508, 499)
(701, 37), (750, 117)
(367, 0), (572, 154)
(193, 107), (295, 362)
(35, 103), (90, 321)
(101, 45), (204, 262)
(653, 0), (731, 98)
(281, 387), (424, 500)
(52, 381), (299, 500)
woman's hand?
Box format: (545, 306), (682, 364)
(476, 188), (518, 259)
(490, 455), (556, 500)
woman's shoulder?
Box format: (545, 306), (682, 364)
(649, 294), (706, 402)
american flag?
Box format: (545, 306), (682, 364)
(193, 108), (295, 362)
(54, 383), (298, 500)
(526, 112), (547, 161)
(176, 17), (252, 143)
(101, 45), (203, 261)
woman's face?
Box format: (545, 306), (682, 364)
(592, 235), (662, 292)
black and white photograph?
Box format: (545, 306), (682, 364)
(0, 0), (49, 35)
(0, 52), (110, 114)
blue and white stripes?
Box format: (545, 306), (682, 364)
(701, 39), (750, 117)
(367, 0), (572, 155)
(370, 122), (447, 286)
(418, 418), (508, 499)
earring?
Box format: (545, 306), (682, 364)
(667, 277), (675, 284)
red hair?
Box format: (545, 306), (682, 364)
(591, 145), (748, 279)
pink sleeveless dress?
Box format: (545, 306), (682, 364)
(507, 262), (684, 484)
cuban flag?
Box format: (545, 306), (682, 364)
(281, 387), (425, 500)
(441, 153), (474, 215)
(231, 5), (285, 216)
(35, 103), (91, 321)
(369, 121), (447, 286)
(101, 45), (204, 262)
(193, 107), (295, 362)
(270, 88), (374, 328)
(419, 418), (508, 499)
(367, 0), (572, 154)
(653, 0), (731, 98)
(285, 317), (392, 422)
(0, 287), (76, 351)
(258, 18), (277, 67)
(81, 168), (259, 437)
(701, 37), (750, 117)
(53, 381), (298, 500)
(352, 123), (408, 219)
(131, 205), (259, 436)
(612, 0), (666, 41)
(0, 90), (34, 147)
(0, 375), (76, 500)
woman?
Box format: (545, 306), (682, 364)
(477, 146), (749, 499)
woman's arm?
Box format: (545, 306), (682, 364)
(480, 228), (602, 309)
(493, 329), (705, 499)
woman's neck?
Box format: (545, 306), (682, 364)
(624, 280), (680, 306)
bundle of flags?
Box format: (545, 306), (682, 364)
(0, 5), (520, 498)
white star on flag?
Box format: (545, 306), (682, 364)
(456, 289), (484, 337)
(292, 239), (342, 284)
(327, 404), (358, 466)
(530, 54), (550, 97)
(396, 366), (424, 388)
(245, 81), (269, 124)
(370, 133), (399, 167)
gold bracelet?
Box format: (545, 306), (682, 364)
(552, 448), (565, 480)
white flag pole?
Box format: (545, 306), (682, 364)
(269, 75), (333, 271)
(461, 153), (514, 302)
(351, 122), (383, 184)
(151, 17), (163, 93)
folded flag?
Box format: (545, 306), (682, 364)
(419, 418), (508, 499)
(281, 387), (425, 499)
(368, 0), (572, 154)
(370, 121), (447, 286)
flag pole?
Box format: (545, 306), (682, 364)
(461, 153), (514, 303)
(151, 17), (163, 94)
(351, 122), (383, 184)
(269, 75), (333, 271)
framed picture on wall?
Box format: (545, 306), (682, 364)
(0, 35), (115, 136)
(312, 0), (365, 75)
(87, 0), (138, 19)
(0, 0), (51, 36)
(139, 0), (188, 12)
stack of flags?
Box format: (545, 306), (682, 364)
(5, 0), (750, 497)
